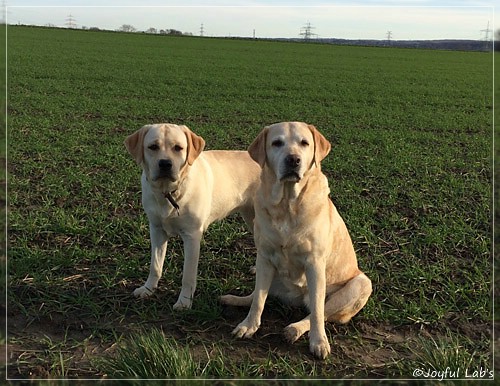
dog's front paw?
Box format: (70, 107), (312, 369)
(232, 318), (260, 338)
(133, 285), (154, 298)
(309, 335), (331, 359)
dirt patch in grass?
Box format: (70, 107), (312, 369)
(6, 290), (493, 380)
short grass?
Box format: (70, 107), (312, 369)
(6, 26), (493, 380)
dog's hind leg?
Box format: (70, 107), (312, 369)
(223, 277), (370, 340)
(285, 272), (371, 344)
(325, 272), (372, 324)
(220, 292), (254, 306)
(284, 315), (311, 343)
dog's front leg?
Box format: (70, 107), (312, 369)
(134, 224), (168, 298)
(233, 253), (275, 338)
(173, 230), (202, 310)
(305, 260), (331, 359)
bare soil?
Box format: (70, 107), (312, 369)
(5, 295), (495, 380)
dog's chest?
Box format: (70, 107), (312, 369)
(265, 206), (308, 248)
(144, 193), (182, 235)
(260, 211), (311, 286)
(270, 216), (293, 239)
(271, 244), (309, 289)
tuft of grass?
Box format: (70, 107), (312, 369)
(97, 329), (197, 379)
(96, 327), (342, 380)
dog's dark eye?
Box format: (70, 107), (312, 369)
(301, 139), (310, 147)
(148, 144), (159, 151)
(272, 139), (284, 147)
(174, 145), (183, 152)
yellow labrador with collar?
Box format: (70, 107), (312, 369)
(221, 122), (372, 359)
(125, 123), (260, 310)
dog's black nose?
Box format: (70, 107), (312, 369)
(158, 159), (173, 170)
(285, 154), (301, 168)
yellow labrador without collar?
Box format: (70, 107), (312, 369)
(221, 122), (372, 359)
(125, 123), (260, 310)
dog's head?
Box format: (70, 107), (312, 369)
(124, 123), (205, 188)
(248, 122), (331, 182)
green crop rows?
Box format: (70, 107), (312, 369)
(6, 26), (493, 379)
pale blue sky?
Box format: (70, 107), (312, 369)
(5, 1), (497, 40)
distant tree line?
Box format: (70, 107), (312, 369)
(26, 23), (500, 51)
(117, 24), (192, 36)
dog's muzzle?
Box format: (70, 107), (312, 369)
(280, 154), (301, 182)
(155, 159), (173, 180)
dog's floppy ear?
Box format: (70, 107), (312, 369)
(248, 127), (268, 168)
(124, 125), (149, 165)
(308, 124), (331, 164)
(183, 125), (206, 165)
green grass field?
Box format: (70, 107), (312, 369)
(6, 26), (493, 380)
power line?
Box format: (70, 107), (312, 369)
(480, 21), (493, 51)
(300, 22), (316, 41)
(480, 21), (492, 41)
(386, 31), (393, 44)
(65, 14), (76, 29)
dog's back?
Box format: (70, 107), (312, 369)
(202, 150), (260, 225)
